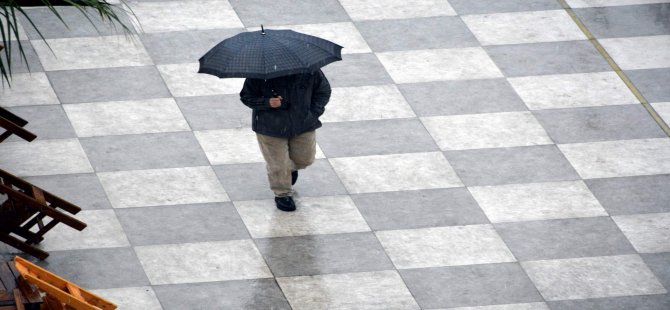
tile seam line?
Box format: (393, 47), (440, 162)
(556, 0), (670, 137)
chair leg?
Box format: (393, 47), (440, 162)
(0, 233), (49, 260)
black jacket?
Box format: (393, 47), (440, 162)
(240, 70), (331, 138)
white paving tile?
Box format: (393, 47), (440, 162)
(522, 255), (667, 300)
(329, 152), (463, 194)
(195, 128), (264, 164)
(508, 72), (639, 110)
(135, 240), (272, 285)
(320, 85), (415, 122)
(158, 63), (245, 97)
(339, 0), (456, 21)
(128, 0), (243, 33)
(31, 35), (152, 71)
(613, 213), (670, 253)
(234, 195), (370, 238)
(277, 270), (420, 309)
(39, 210), (129, 251)
(0, 139), (93, 176)
(566, 0), (670, 8)
(98, 166), (229, 208)
(91, 287), (162, 310)
(376, 225), (516, 269)
(462, 10), (586, 46)
(248, 22), (370, 54)
(558, 138), (670, 179)
(63, 98), (190, 137)
(0, 73), (59, 106)
(376, 48), (503, 83)
(651, 102), (670, 125)
(600, 35), (670, 70)
(469, 181), (607, 223)
(421, 112), (553, 150)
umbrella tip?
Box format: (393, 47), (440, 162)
(261, 25), (265, 35)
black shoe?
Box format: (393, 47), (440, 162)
(275, 196), (296, 212)
(291, 170), (298, 185)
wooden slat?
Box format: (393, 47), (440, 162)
(0, 107), (28, 127)
(0, 236), (48, 261)
(11, 289), (23, 310)
(0, 117), (36, 143)
(10, 266), (41, 305)
(0, 265), (16, 293)
(0, 185), (86, 231)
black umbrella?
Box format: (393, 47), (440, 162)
(198, 26), (343, 80)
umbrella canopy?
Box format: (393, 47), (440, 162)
(198, 27), (343, 80)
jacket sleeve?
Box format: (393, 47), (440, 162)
(310, 70), (331, 117)
(240, 78), (272, 110)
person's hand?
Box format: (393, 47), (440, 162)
(269, 96), (283, 108)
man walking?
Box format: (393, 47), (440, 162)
(240, 69), (331, 212)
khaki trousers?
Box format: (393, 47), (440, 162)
(256, 131), (316, 197)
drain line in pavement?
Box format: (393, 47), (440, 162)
(557, 0), (670, 137)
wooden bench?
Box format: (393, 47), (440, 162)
(0, 259), (42, 310)
(0, 107), (37, 143)
(0, 169), (86, 260)
(14, 257), (116, 310)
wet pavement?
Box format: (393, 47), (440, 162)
(1, 0), (669, 309)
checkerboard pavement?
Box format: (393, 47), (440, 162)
(1, 0), (669, 309)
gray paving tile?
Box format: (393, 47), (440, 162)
(627, 68), (670, 102)
(80, 132), (209, 172)
(398, 79), (527, 116)
(400, 264), (543, 309)
(548, 294), (670, 310)
(255, 232), (393, 277)
(443, 145), (580, 186)
(533, 104), (667, 143)
(495, 217), (635, 261)
(213, 159), (347, 200)
(356, 16), (478, 52)
(140, 28), (244, 65)
(643, 254), (670, 294)
(37, 209), (129, 251)
(24, 173), (112, 210)
(339, 0), (456, 21)
(213, 163), (274, 201)
(522, 255), (667, 300)
(449, 0), (561, 14)
(351, 188), (489, 231)
(229, 0), (349, 27)
(116, 203), (249, 246)
(585, 175), (670, 215)
(320, 53), (394, 87)
(567, 0), (670, 7)
(0, 40), (43, 73)
(574, 4), (670, 38)
(47, 66), (171, 104)
(317, 118), (439, 157)
(485, 41), (611, 77)
(32, 247), (150, 289)
(176, 95), (251, 130)
(19, 6), (134, 39)
(5, 105), (76, 141)
(153, 280), (291, 310)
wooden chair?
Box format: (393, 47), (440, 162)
(14, 257), (116, 310)
(0, 107), (37, 143)
(0, 169), (86, 260)
(0, 259), (42, 310)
